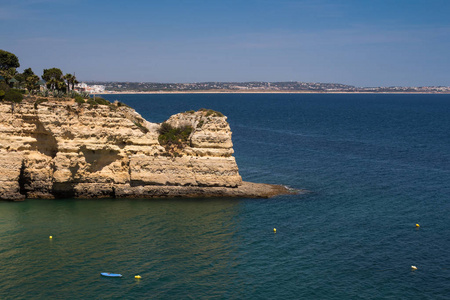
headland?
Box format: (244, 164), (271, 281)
(0, 97), (295, 201)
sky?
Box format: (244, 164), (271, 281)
(1, 0), (450, 86)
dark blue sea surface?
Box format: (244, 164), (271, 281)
(1, 94), (449, 299)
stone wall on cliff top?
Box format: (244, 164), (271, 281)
(0, 99), (243, 200)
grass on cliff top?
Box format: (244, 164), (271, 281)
(158, 122), (193, 156)
(85, 96), (111, 108)
(184, 108), (224, 117)
(198, 108), (224, 117)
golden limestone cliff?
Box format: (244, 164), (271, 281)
(0, 98), (291, 201)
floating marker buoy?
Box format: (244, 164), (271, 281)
(273, 228), (277, 233)
(49, 236), (53, 239)
(416, 224), (420, 228)
(411, 265), (417, 270)
(135, 275), (141, 279)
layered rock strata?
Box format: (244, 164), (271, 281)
(0, 98), (291, 200)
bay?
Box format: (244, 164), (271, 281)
(1, 93), (449, 299)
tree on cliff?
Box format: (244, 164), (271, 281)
(14, 68), (35, 89)
(26, 74), (40, 93)
(63, 73), (78, 92)
(42, 68), (64, 91)
(0, 50), (20, 71)
(0, 50), (20, 87)
(23, 67), (35, 78)
(1, 68), (18, 87)
(4, 89), (23, 103)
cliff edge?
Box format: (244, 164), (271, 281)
(0, 98), (293, 200)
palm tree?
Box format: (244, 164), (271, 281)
(63, 73), (73, 92)
(46, 77), (59, 91)
(26, 75), (40, 93)
(57, 80), (67, 92)
(71, 73), (78, 91)
(42, 68), (63, 91)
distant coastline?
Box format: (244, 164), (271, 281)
(99, 90), (450, 95)
(87, 81), (450, 95)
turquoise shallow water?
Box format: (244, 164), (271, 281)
(1, 94), (450, 299)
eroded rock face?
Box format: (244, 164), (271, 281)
(0, 99), (247, 200)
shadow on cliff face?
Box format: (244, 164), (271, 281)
(52, 182), (76, 198)
(27, 116), (58, 158)
(80, 147), (121, 173)
(18, 161), (29, 197)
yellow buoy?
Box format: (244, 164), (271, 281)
(411, 265), (417, 270)
(416, 224), (420, 228)
(49, 236), (53, 239)
(135, 275), (142, 279)
(273, 228), (277, 233)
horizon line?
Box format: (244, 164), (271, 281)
(82, 80), (450, 88)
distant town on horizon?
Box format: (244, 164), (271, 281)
(82, 81), (450, 94)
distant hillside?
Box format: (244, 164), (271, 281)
(86, 81), (450, 93)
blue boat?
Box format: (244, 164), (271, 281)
(101, 272), (122, 278)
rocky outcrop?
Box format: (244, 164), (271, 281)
(0, 98), (293, 200)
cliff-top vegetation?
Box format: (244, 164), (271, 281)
(0, 49), (103, 105)
(158, 122), (193, 157)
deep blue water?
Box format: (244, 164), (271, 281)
(1, 93), (450, 299)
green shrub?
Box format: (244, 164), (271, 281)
(158, 122), (173, 135)
(87, 96), (110, 106)
(158, 122), (193, 154)
(87, 98), (98, 108)
(4, 89), (23, 103)
(0, 90), (5, 100)
(94, 97), (110, 106)
(74, 95), (85, 104)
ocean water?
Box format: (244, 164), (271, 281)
(1, 93), (450, 299)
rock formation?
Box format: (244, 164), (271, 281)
(0, 98), (292, 200)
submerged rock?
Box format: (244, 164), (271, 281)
(0, 98), (293, 200)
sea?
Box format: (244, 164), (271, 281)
(1, 93), (449, 299)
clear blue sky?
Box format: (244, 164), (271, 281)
(1, 0), (450, 86)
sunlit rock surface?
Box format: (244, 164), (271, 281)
(0, 98), (292, 200)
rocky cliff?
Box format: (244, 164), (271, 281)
(0, 98), (291, 200)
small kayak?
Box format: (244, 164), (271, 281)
(101, 272), (122, 278)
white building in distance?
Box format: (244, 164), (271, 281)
(75, 83), (105, 94)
